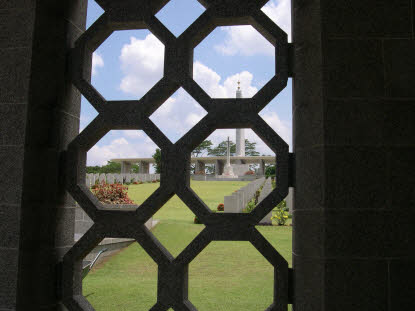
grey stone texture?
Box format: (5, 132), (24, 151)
(293, 0), (415, 310)
(0, 1), (87, 310)
(0, 1), (34, 310)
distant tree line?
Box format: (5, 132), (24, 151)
(86, 161), (139, 174)
(192, 139), (260, 157)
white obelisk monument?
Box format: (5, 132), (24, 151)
(235, 81), (245, 157)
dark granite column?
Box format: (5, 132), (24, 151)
(292, 0), (415, 310)
(11, 1), (87, 310)
(0, 1), (35, 310)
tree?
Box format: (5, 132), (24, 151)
(192, 140), (213, 157)
(86, 161), (121, 174)
(207, 139), (259, 157)
(245, 139), (260, 156)
(191, 140), (213, 173)
(265, 165), (276, 178)
(152, 148), (162, 174)
(86, 161), (140, 174)
(131, 164), (140, 173)
(208, 140), (236, 156)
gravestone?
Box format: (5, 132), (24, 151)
(258, 178), (273, 225)
(107, 174), (115, 184)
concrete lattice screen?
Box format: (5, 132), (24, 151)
(63, 1), (290, 310)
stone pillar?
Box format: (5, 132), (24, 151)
(121, 161), (131, 173)
(285, 187), (294, 214)
(235, 129), (245, 156)
(195, 160), (206, 174)
(139, 161), (150, 174)
(293, 1), (415, 310)
(3, 1), (87, 309)
(0, 4), (35, 309)
(215, 160), (224, 176)
(235, 85), (245, 157)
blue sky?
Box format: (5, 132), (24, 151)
(82, 0), (292, 166)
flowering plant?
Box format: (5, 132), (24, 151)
(217, 203), (224, 211)
(271, 206), (289, 226)
(91, 181), (134, 204)
(244, 170), (255, 175)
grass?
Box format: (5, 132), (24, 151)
(83, 181), (292, 310)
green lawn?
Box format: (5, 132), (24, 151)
(84, 181), (292, 310)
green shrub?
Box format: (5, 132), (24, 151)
(271, 205), (289, 226)
(243, 199), (256, 213)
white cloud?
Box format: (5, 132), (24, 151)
(92, 52), (104, 76)
(150, 88), (207, 142)
(156, 97), (175, 115)
(262, 0), (292, 41)
(119, 34), (164, 97)
(214, 26), (274, 56)
(186, 113), (205, 126)
(122, 130), (144, 139)
(193, 61), (258, 98)
(214, 0), (291, 57)
(259, 111), (292, 148)
(118, 35), (291, 147)
(87, 136), (157, 166)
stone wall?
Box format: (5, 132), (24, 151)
(293, 0), (415, 309)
